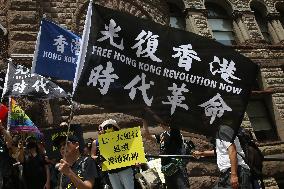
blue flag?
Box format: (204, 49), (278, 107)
(32, 19), (81, 81)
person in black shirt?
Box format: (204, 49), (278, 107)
(55, 135), (98, 189)
(19, 136), (50, 189)
(143, 120), (190, 189)
(0, 121), (20, 189)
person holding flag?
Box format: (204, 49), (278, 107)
(54, 134), (98, 189)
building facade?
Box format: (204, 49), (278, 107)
(0, 0), (284, 188)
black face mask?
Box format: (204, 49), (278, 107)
(26, 142), (37, 149)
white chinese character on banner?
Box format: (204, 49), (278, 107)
(71, 38), (81, 55)
(15, 65), (29, 75)
(32, 78), (50, 94)
(209, 56), (241, 84)
(162, 83), (189, 115)
(199, 93), (232, 124)
(172, 44), (201, 71)
(54, 35), (68, 53)
(87, 61), (119, 95)
(54, 86), (64, 93)
(124, 73), (154, 106)
(97, 19), (124, 50)
(131, 30), (162, 62)
(12, 80), (27, 93)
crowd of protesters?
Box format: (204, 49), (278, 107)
(0, 117), (260, 189)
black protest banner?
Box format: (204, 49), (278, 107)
(72, 3), (258, 139)
(42, 124), (84, 159)
(1, 62), (68, 101)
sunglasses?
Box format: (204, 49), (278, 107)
(98, 124), (118, 131)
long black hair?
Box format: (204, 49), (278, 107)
(164, 128), (183, 154)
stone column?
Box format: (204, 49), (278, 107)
(184, 8), (197, 33)
(267, 22), (280, 44)
(267, 13), (284, 42)
(232, 11), (250, 43)
(184, 8), (213, 38)
(241, 11), (266, 43)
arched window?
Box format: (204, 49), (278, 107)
(247, 77), (279, 142)
(168, 3), (185, 30)
(250, 3), (271, 43)
(205, 2), (235, 46)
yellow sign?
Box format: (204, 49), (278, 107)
(98, 126), (146, 171)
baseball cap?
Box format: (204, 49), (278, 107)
(53, 135), (79, 147)
(99, 119), (120, 131)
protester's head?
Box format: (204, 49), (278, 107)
(98, 119), (120, 134)
(83, 138), (93, 156)
(26, 136), (38, 149)
(12, 135), (21, 147)
(54, 135), (80, 157)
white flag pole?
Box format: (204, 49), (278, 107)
(7, 97), (11, 132)
(31, 17), (44, 74)
(72, 0), (93, 96)
(1, 58), (12, 101)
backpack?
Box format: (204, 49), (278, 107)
(237, 129), (265, 188)
(135, 168), (163, 189)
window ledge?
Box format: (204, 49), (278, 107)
(252, 89), (274, 95)
(258, 140), (284, 147)
(231, 44), (284, 50)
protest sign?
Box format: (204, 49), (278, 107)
(98, 126), (146, 171)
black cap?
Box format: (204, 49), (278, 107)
(53, 135), (79, 147)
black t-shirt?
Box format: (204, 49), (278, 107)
(0, 136), (12, 176)
(23, 153), (47, 189)
(61, 156), (98, 189)
(0, 136), (21, 189)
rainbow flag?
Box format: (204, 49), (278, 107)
(8, 98), (41, 133)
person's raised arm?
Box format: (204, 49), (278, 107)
(0, 121), (13, 149)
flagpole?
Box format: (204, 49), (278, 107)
(58, 98), (75, 189)
(7, 97), (11, 132)
(72, 0), (93, 97)
(31, 18), (43, 73)
(1, 58), (11, 101)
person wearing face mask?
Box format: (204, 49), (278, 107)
(19, 136), (50, 189)
(92, 119), (135, 189)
